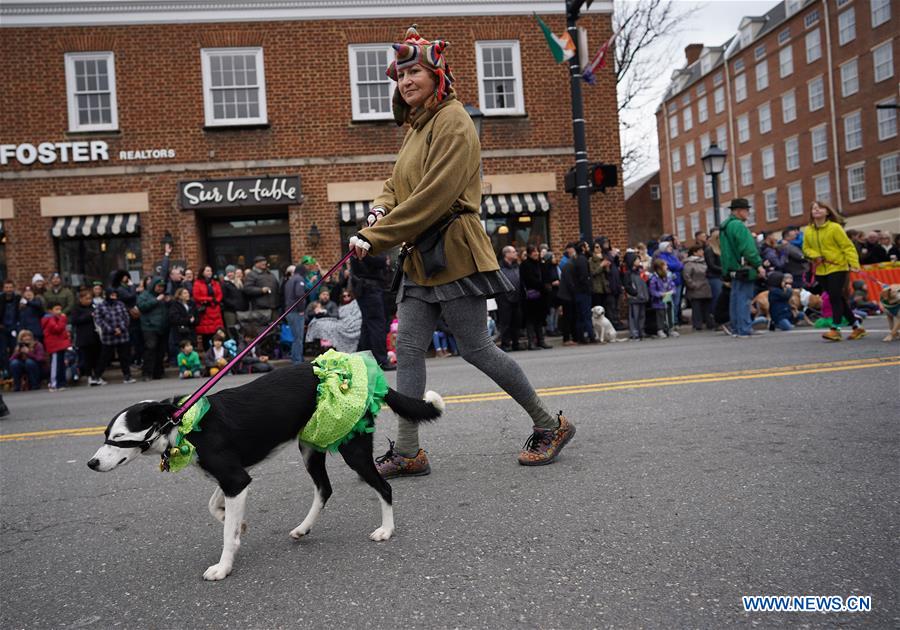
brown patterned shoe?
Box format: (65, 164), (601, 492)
(517, 413), (576, 466)
(848, 327), (867, 340)
(375, 439), (431, 479)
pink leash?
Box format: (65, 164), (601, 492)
(172, 250), (355, 420)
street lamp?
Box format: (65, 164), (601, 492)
(701, 143), (727, 227)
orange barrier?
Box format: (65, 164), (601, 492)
(851, 263), (900, 302)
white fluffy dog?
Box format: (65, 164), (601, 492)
(591, 305), (619, 343)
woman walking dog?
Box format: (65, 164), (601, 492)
(350, 26), (575, 477)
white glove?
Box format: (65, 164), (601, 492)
(349, 235), (371, 251)
(365, 207), (385, 227)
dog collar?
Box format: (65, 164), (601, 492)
(160, 396), (210, 472)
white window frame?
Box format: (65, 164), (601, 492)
(720, 166), (731, 193)
(758, 102), (772, 134)
(700, 53), (712, 75)
(740, 154), (753, 186)
(844, 110), (863, 151)
(840, 58), (859, 96)
(697, 96), (709, 122)
(808, 76), (825, 111)
(689, 211), (700, 236)
(877, 98), (898, 140)
(674, 182), (684, 208)
(785, 136), (800, 171)
(685, 141), (696, 166)
(705, 207), (715, 230)
(814, 173), (831, 202)
(811, 124), (828, 162)
(737, 114), (750, 143)
(779, 45), (793, 77)
(676, 216), (687, 242)
(746, 196), (757, 226)
(838, 9), (855, 46)
(755, 60), (769, 91)
(64, 51), (119, 132)
(704, 177), (712, 200)
(716, 124), (728, 150)
(476, 40), (526, 116)
(348, 44), (395, 121)
(672, 148), (682, 172)
(788, 181), (803, 216)
(688, 176), (698, 204)
(714, 86), (726, 113)
(669, 114), (679, 138)
(734, 75), (747, 102)
(786, 0), (803, 17)
(872, 40), (894, 83)
(201, 47), (268, 127)
(806, 28), (823, 61)
(683, 106), (693, 131)
(871, 0), (891, 28)
(881, 153), (900, 195)
(782, 89), (797, 123)
(700, 132), (711, 153)
(761, 146), (775, 179)
(846, 162), (866, 202)
(764, 188), (778, 222)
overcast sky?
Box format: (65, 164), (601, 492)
(619, 0), (780, 184)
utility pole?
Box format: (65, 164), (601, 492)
(567, 0), (592, 244)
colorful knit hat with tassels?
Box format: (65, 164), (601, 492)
(386, 25), (455, 124)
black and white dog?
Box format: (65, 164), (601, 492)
(87, 363), (443, 580)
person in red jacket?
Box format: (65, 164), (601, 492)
(40, 303), (72, 391)
(193, 265), (225, 350)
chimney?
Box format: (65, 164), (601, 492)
(684, 43), (704, 65)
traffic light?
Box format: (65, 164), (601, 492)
(589, 162), (618, 193)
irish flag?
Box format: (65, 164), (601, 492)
(535, 14), (575, 63)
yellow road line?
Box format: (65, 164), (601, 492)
(1, 356), (897, 443)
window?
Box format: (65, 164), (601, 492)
(674, 182), (684, 208)
(847, 163), (866, 202)
(804, 9), (820, 27)
(806, 28), (822, 62)
(746, 196), (757, 226)
(683, 106), (693, 131)
(685, 141), (696, 166)
(713, 71), (724, 86)
(758, 103), (772, 134)
(785, 136), (800, 170)
(701, 53), (712, 75)
(738, 114), (750, 143)
(754, 44), (766, 60)
(836, 0), (850, 6)
(734, 74), (747, 102)
(697, 96), (708, 122)
(676, 216), (687, 241)
(734, 58), (745, 73)
(201, 48), (267, 126)
(681, 94), (691, 106)
(788, 182), (803, 216)
(838, 10), (855, 45)
(476, 41), (525, 115)
(696, 83), (706, 96)
(764, 189), (778, 222)
(714, 86), (725, 112)
(689, 211), (700, 236)
(650, 185), (661, 200)
(667, 102), (678, 114)
(700, 132), (711, 153)
(840, 58), (859, 96)
(762, 147), (775, 179)
(782, 89), (797, 122)
(669, 115), (679, 138)
(755, 60), (769, 91)
(740, 155), (753, 186)
(720, 166), (731, 193)
(873, 41), (894, 82)
(871, 0), (890, 28)
(672, 148), (682, 172)
(786, 0), (802, 16)
(877, 98), (898, 140)
(808, 76), (824, 111)
(705, 207), (715, 230)
(349, 44), (394, 120)
(779, 46), (793, 77)
(811, 125), (828, 162)
(716, 124), (728, 150)
(688, 176), (698, 203)
(814, 173), (831, 202)
(740, 26), (753, 49)
(881, 153), (900, 194)
(64, 52), (118, 132)
(844, 111), (863, 151)
(704, 178), (712, 199)
(778, 29), (791, 45)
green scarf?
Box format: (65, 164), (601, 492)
(164, 396), (210, 472)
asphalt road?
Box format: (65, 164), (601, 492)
(1, 321), (898, 629)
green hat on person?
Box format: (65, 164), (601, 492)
(301, 255), (317, 266)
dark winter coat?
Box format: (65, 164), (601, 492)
(168, 301), (197, 337)
(243, 268), (280, 310)
(221, 279), (249, 313)
(682, 256), (713, 299)
(19, 298), (45, 340)
(70, 303), (100, 348)
(137, 280), (170, 333)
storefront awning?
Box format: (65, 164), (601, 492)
(339, 200), (371, 224)
(481, 193), (550, 216)
(51, 213), (141, 238)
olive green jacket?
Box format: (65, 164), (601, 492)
(359, 97), (498, 286)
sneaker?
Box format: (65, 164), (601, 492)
(848, 327), (867, 340)
(48, 387), (58, 393)
(669, 330), (680, 338)
(122, 377), (137, 384)
(90, 377), (108, 386)
(518, 413), (576, 466)
(822, 329), (843, 342)
(657, 331), (668, 338)
(375, 440), (431, 479)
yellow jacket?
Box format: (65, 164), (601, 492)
(359, 97), (498, 286)
(802, 220), (859, 275)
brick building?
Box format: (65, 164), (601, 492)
(623, 169), (663, 245)
(656, 0), (898, 243)
(0, 0), (625, 288)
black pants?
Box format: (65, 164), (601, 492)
(142, 330), (167, 379)
(604, 292), (623, 328)
(496, 294), (522, 349)
(356, 282), (388, 366)
(559, 299), (576, 341)
(98, 343), (132, 379)
(79, 342), (101, 379)
(522, 297), (547, 346)
(690, 298), (712, 330)
(821, 271), (858, 328)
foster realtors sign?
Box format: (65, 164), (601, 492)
(179, 175), (301, 209)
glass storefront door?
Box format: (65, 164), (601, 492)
(56, 236), (143, 287)
(205, 216), (292, 279)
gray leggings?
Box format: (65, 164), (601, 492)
(393, 293), (556, 456)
